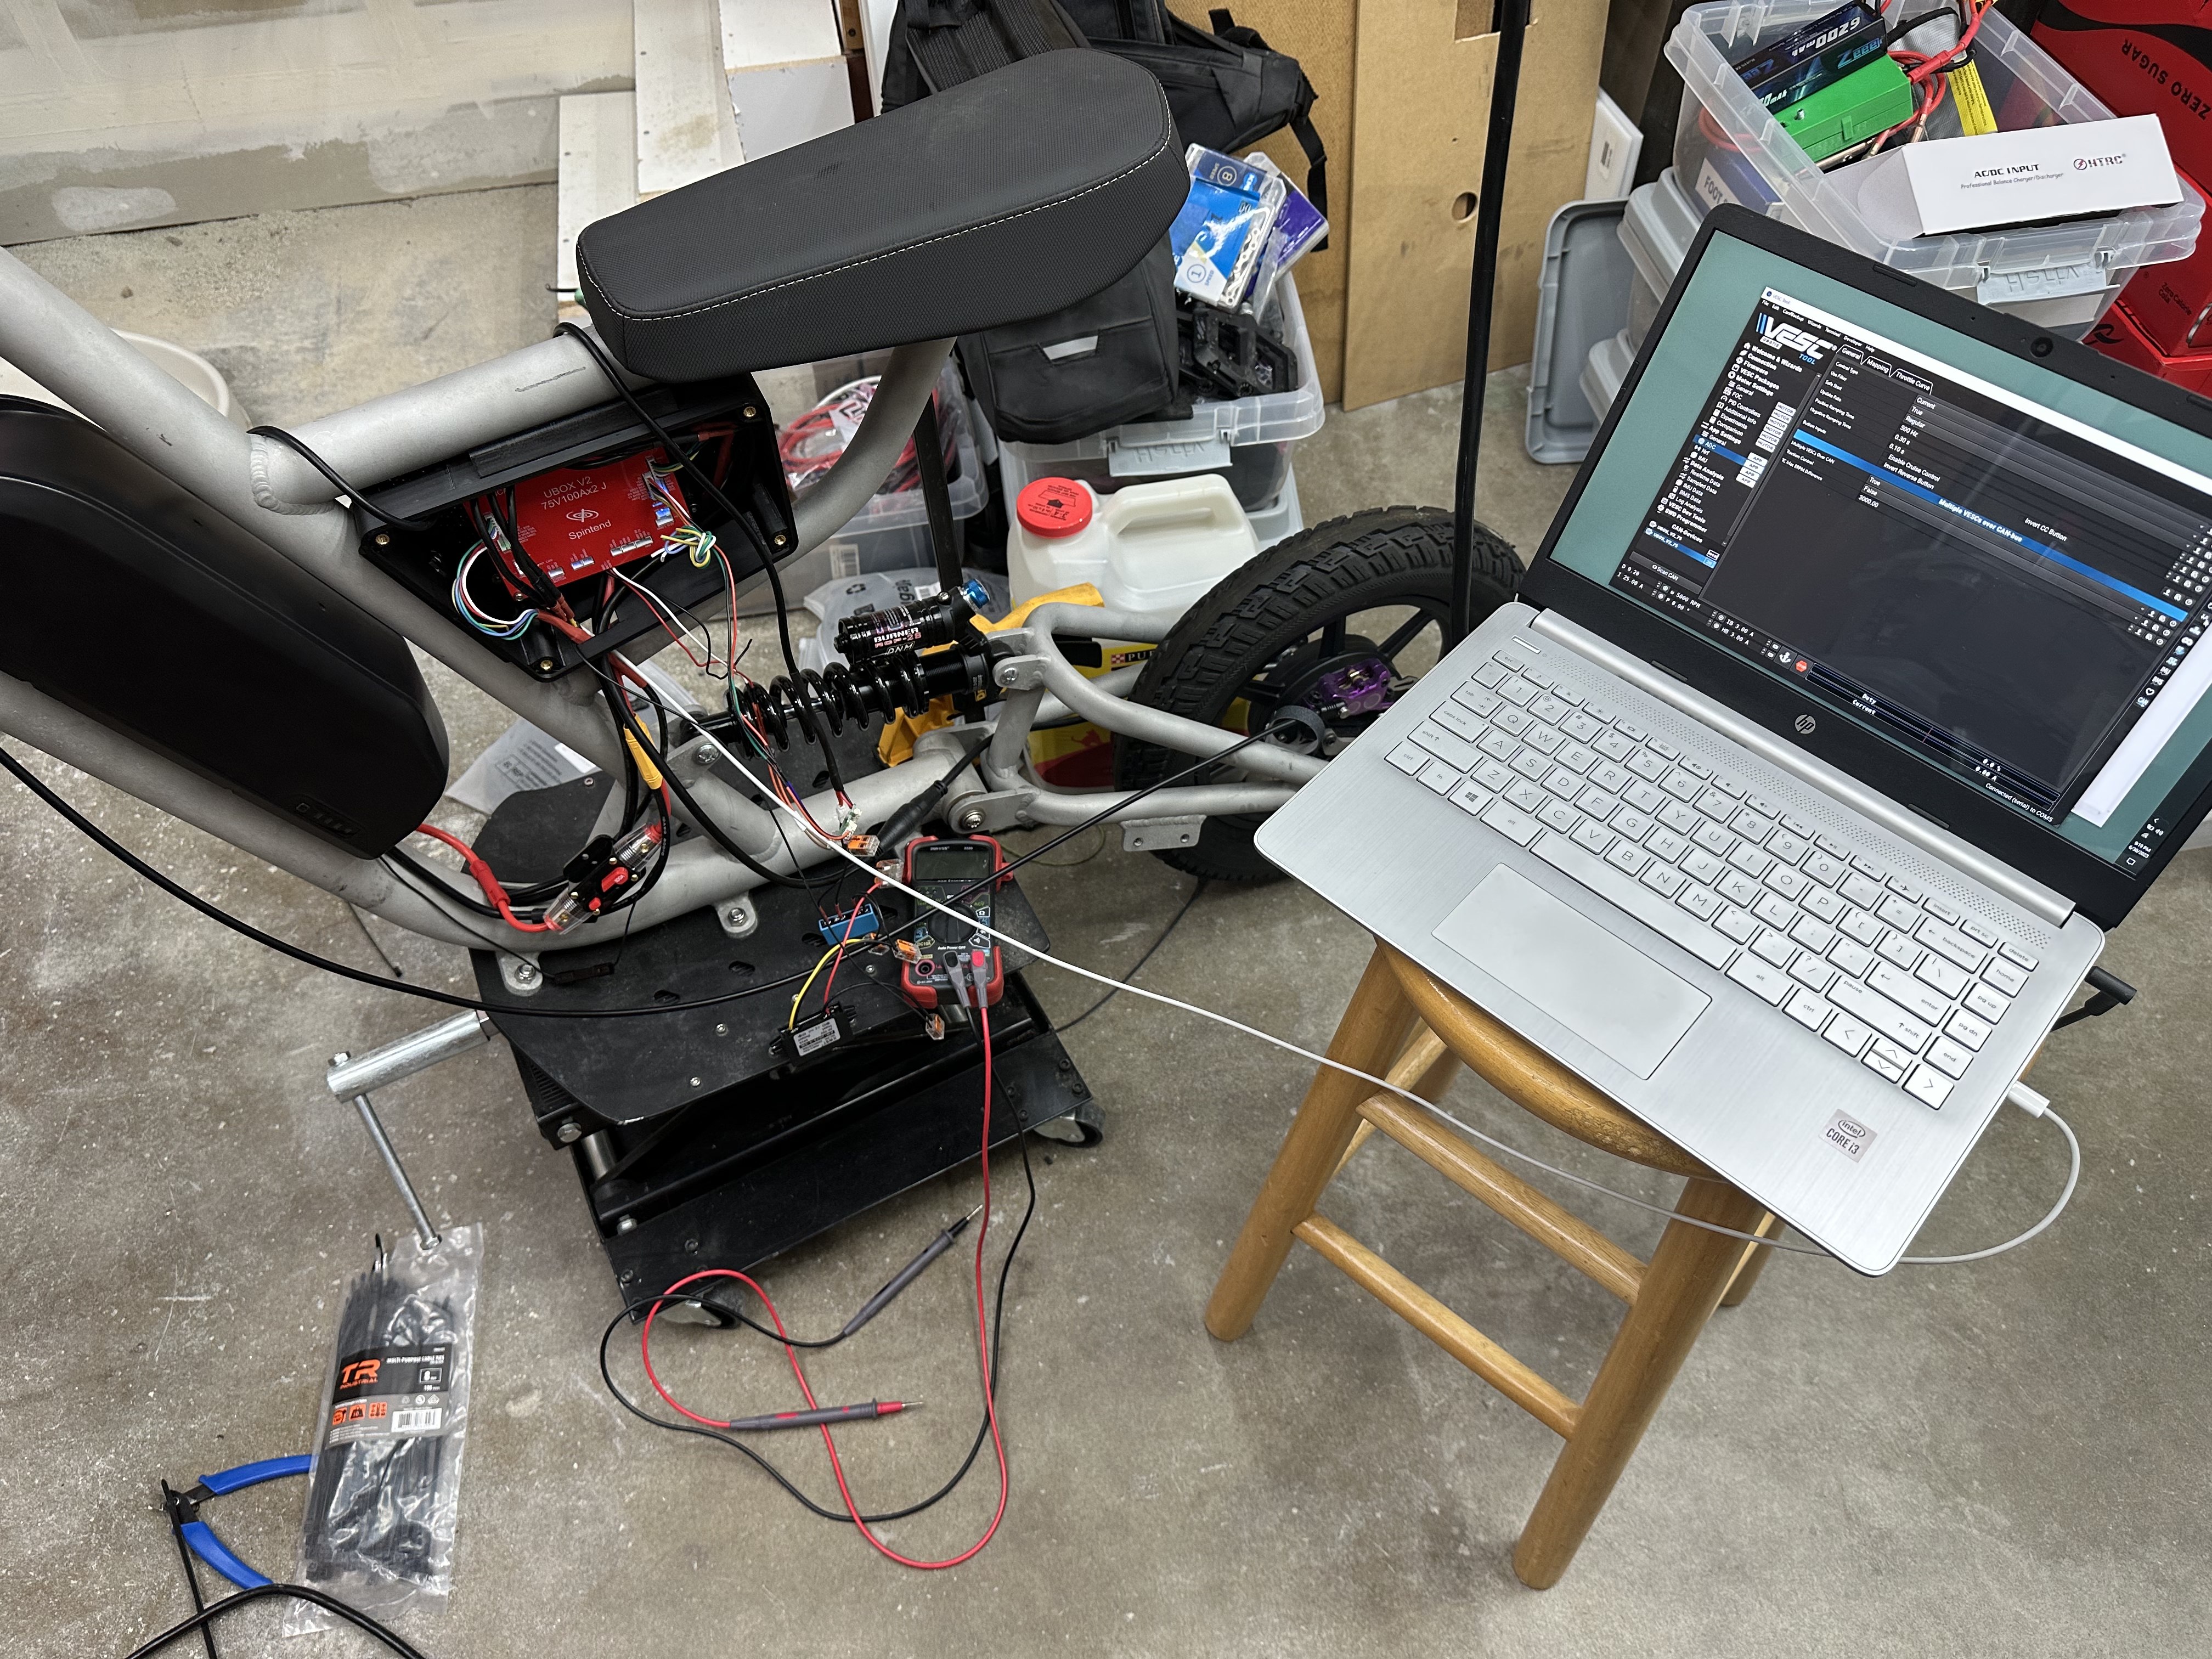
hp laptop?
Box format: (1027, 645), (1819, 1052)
(1259, 206), (2212, 1273)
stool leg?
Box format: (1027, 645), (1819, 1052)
(1719, 1212), (1781, 1309)
(1512, 1175), (1767, 1588)
(1206, 946), (1419, 1342)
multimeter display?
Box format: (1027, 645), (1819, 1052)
(902, 836), (1006, 1009)
(911, 843), (1000, 883)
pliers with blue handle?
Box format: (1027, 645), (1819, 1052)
(161, 1454), (312, 1590)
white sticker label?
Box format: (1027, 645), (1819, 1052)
(792, 1017), (840, 1057)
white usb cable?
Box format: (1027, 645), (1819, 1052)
(664, 702), (2084, 1269)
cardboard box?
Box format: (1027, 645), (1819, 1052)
(2118, 168), (2212, 349)
(2033, 0), (2212, 184)
(2085, 297), (2212, 391)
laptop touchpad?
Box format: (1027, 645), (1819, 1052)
(1433, 866), (1708, 1081)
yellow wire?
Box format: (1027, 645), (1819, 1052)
(788, 944), (842, 1028)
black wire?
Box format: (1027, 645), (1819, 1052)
(121, 1582), (431, 1659)
(596, 1114), (1039, 1526)
(862, 719), (1299, 953)
(1057, 877), (1211, 1031)
(248, 425), (440, 534)
(159, 1487), (220, 1659)
(555, 323), (806, 685)
(593, 659), (839, 892)
(0, 744), (821, 1020)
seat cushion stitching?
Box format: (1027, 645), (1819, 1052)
(577, 87), (1175, 328)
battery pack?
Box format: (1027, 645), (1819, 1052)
(1733, 1), (1888, 115)
(1775, 55), (1915, 162)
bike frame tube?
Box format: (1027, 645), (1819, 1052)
(0, 246), (1317, 956)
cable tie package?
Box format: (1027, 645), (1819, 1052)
(284, 1224), (481, 1633)
(1170, 145), (1285, 311)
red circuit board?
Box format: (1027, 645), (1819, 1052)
(512, 453), (680, 585)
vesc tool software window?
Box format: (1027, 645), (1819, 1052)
(1616, 289), (2212, 861)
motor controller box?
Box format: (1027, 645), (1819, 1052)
(513, 452), (678, 585)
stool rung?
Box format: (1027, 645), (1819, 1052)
(1296, 1212), (1581, 1439)
(1356, 1094), (1644, 1305)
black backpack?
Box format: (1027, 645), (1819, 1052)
(884, 1), (1326, 219)
(881, 0), (1324, 445)
(1070, 2), (1327, 224)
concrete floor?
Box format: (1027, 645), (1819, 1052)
(3, 186), (2209, 1657)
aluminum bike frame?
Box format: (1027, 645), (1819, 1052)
(0, 247), (1319, 957)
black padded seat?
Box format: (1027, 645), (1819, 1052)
(576, 52), (1188, 383)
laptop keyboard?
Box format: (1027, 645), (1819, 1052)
(1385, 645), (2041, 1111)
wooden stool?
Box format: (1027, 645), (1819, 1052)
(1206, 941), (1778, 1588)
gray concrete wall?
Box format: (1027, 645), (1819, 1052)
(0, 0), (630, 242)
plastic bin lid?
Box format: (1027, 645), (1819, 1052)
(1618, 168), (1702, 297)
(1528, 197), (1633, 466)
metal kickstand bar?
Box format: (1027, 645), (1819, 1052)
(325, 1012), (495, 1249)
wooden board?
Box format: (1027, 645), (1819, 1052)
(1167, 1), (1355, 403)
(556, 91), (639, 324)
(1340, 0), (1605, 410)
(635, 0), (742, 194)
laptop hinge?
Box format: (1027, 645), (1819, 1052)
(1530, 610), (2078, 930)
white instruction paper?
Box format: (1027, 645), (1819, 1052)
(447, 723), (597, 816)
(1899, 115), (2179, 236)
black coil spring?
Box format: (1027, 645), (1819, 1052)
(733, 657), (943, 748)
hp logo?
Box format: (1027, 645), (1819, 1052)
(1794, 714), (1817, 735)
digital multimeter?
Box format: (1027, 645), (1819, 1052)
(901, 835), (1006, 1009)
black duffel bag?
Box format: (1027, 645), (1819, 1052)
(882, 0), (1324, 444)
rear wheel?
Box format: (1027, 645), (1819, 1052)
(1112, 505), (1521, 883)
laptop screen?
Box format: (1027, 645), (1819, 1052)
(1545, 231), (2212, 878)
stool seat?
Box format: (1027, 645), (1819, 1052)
(1206, 940), (1778, 1588)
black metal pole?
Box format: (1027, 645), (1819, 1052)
(1449, 0), (1532, 647)
(912, 395), (963, 600)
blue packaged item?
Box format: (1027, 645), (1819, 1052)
(1170, 144), (1285, 309)
(1245, 151), (1328, 315)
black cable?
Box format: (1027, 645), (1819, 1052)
(597, 1114), (1039, 1526)
(594, 660), (839, 892)
(0, 744), (822, 1020)
(121, 1582), (431, 1659)
(555, 323), (806, 685)
(248, 425), (439, 534)
(159, 1485), (221, 1659)
(1057, 878), (1211, 1032)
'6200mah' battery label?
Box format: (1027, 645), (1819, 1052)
(326, 1345), (453, 1445)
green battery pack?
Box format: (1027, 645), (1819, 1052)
(1775, 54), (1914, 162)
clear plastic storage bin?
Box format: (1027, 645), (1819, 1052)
(741, 362), (985, 613)
(1667, 0), (2202, 331)
(1621, 168), (1702, 349)
(997, 269), (1325, 512)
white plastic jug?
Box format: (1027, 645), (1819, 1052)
(1007, 473), (1260, 615)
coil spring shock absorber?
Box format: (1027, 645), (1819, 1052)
(733, 648), (991, 747)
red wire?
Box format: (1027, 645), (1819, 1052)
(639, 992), (1010, 1570)
(818, 879), (883, 1011)
(412, 823), (552, 932)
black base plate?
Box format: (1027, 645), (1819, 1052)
(468, 847), (1095, 1284)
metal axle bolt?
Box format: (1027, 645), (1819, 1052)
(510, 961), (542, 989)
(616, 1216), (637, 1234)
(556, 1120), (582, 1144)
